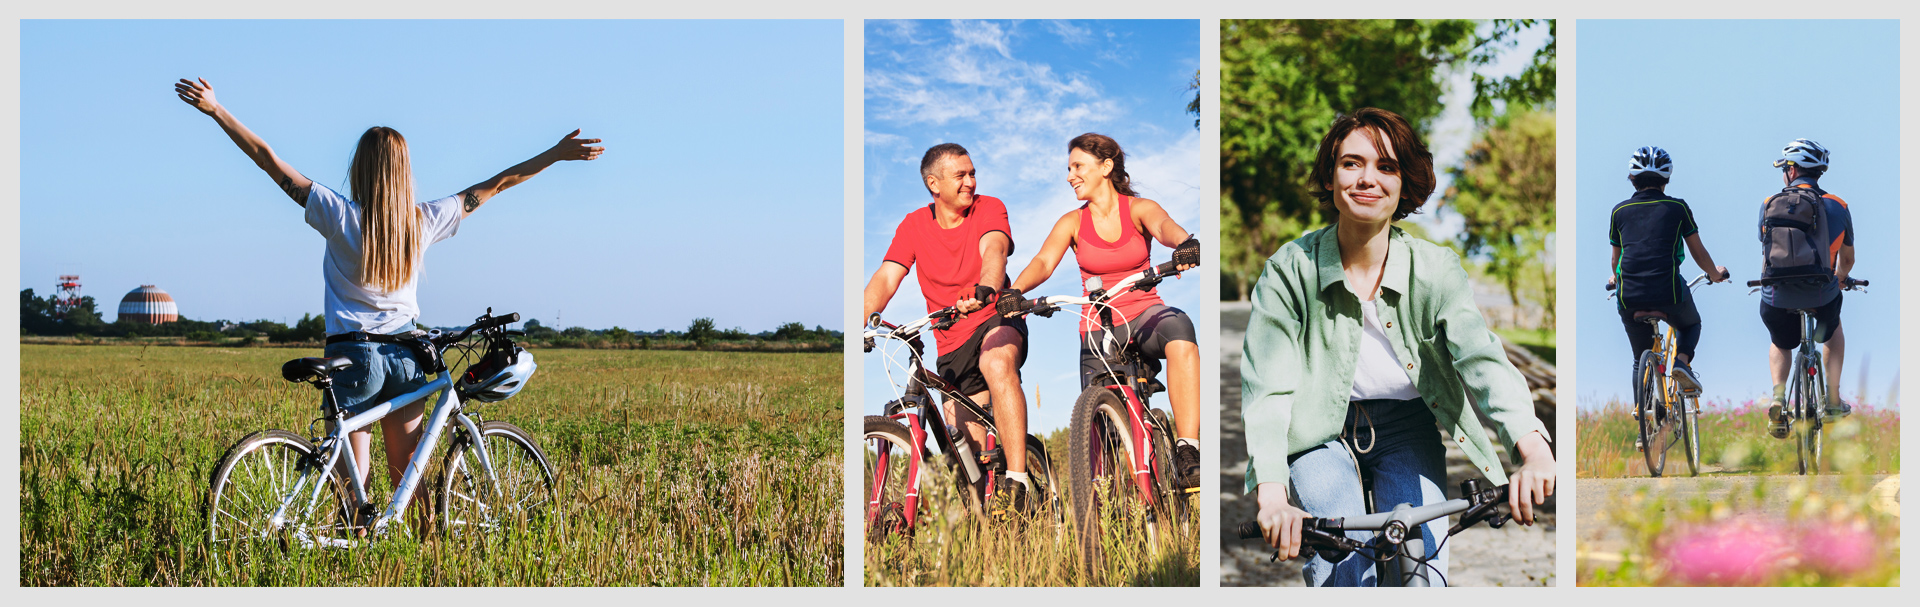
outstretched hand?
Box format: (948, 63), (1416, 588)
(175, 78), (220, 115)
(547, 129), (605, 161)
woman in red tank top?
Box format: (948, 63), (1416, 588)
(1002, 133), (1204, 489)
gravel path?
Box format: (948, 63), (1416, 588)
(1220, 302), (1557, 587)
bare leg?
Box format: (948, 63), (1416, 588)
(948, 395), (991, 455)
(1769, 344), (1791, 387)
(1164, 339), (1200, 441)
(349, 428), (376, 490)
(978, 325), (1028, 474)
(379, 400), (429, 528)
(1822, 326), (1846, 404)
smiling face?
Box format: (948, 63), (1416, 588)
(1067, 148), (1113, 201)
(1326, 126), (1403, 226)
(926, 153), (978, 209)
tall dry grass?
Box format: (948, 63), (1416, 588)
(19, 345), (842, 586)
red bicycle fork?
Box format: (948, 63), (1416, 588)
(869, 413), (925, 533)
(1094, 384), (1157, 507)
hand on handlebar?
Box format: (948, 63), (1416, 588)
(1172, 236), (1201, 271)
(995, 288), (1030, 318)
(1508, 432), (1556, 526)
(1255, 483), (1312, 560)
(955, 284), (995, 314)
(1711, 266), (1731, 284)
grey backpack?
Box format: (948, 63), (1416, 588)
(1760, 186), (1832, 280)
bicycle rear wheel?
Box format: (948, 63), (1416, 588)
(437, 420), (560, 538)
(1024, 433), (1065, 531)
(1636, 351), (1668, 477)
(207, 429), (355, 569)
(863, 415), (920, 540)
(1682, 396), (1702, 477)
(1068, 386), (1146, 581)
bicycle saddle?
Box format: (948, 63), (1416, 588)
(282, 356), (354, 383)
(1631, 310), (1669, 321)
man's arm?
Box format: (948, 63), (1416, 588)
(175, 78), (312, 206)
(956, 231), (1011, 314)
(1836, 245), (1855, 284)
(456, 129), (604, 218)
(1609, 246), (1620, 288)
(863, 262), (908, 324)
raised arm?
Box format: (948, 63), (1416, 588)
(456, 129), (605, 218)
(1008, 211), (1079, 293)
(175, 78), (312, 206)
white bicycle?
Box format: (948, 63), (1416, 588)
(206, 310), (558, 566)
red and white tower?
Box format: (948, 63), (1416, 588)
(53, 275), (82, 320)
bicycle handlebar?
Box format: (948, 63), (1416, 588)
(1004, 260), (1189, 320)
(1235, 482), (1512, 560)
(1746, 276), (1866, 289)
(863, 306), (962, 352)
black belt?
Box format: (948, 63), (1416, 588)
(325, 331), (412, 345)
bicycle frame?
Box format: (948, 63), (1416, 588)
(865, 312), (1005, 531)
(273, 371), (501, 540)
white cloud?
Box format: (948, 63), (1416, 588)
(1047, 20), (1092, 46)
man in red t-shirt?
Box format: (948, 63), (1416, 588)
(864, 143), (1033, 509)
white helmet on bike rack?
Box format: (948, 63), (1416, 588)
(457, 347), (538, 403)
(1773, 138), (1830, 172)
(1628, 146), (1673, 180)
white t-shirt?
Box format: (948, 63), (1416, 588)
(1350, 297), (1420, 401)
(304, 183), (463, 336)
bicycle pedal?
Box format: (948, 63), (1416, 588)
(1183, 486), (1201, 494)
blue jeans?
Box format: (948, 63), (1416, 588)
(322, 340), (428, 416)
(1288, 398), (1450, 586)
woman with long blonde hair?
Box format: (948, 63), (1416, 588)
(176, 78), (602, 515)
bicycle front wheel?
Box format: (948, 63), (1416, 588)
(1147, 408), (1192, 527)
(207, 429), (355, 567)
(1068, 386), (1146, 581)
(437, 420), (561, 538)
(1682, 397), (1702, 477)
(1636, 351), (1668, 477)
(863, 415), (921, 541)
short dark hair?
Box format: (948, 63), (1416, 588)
(920, 143), (970, 194)
(1631, 173), (1669, 190)
(1308, 108), (1435, 222)
(1068, 133), (1138, 197)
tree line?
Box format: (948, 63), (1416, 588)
(21, 289), (841, 350)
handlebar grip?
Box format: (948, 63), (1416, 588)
(1849, 279), (1869, 287)
(1155, 260), (1182, 276)
(1604, 282), (1616, 291)
(1236, 521), (1263, 540)
(477, 313), (520, 330)
(1747, 280), (1764, 287)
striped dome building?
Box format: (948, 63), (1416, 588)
(118, 285), (180, 324)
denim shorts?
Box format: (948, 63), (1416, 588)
(322, 340), (429, 416)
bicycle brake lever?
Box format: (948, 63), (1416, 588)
(1488, 512), (1510, 529)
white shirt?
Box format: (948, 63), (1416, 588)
(304, 183), (463, 336)
(1350, 297), (1420, 401)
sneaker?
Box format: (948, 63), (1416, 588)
(986, 474), (1034, 523)
(1173, 443), (1201, 491)
(1671, 361), (1703, 396)
(1768, 399), (1791, 439)
(1824, 398), (1853, 421)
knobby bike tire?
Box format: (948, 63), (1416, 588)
(436, 420), (561, 538)
(1068, 386), (1143, 582)
(863, 415), (920, 541)
(1636, 350), (1667, 477)
(1682, 396), (1702, 477)
(1147, 408), (1191, 528)
(206, 429), (354, 570)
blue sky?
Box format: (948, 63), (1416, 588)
(863, 20), (1202, 433)
(1575, 20), (1899, 410)
(20, 20), (841, 333)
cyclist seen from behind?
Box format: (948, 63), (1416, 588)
(1607, 146), (1732, 396)
(864, 143), (1035, 514)
(1242, 108), (1555, 586)
(176, 78), (602, 521)
(1758, 139), (1855, 437)
(997, 133), (1204, 490)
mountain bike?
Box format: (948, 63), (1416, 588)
(862, 308), (1062, 540)
(206, 310), (559, 567)
(1001, 259), (1192, 575)
(1236, 480), (1513, 587)
(1747, 276), (1867, 475)
(1607, 274), (1716, 477)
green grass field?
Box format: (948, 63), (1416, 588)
(1577, 398), (1899, 479)
(20, 344), (842, 586)
(863, 429), (1199, 587)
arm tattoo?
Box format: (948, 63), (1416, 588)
(279, 176), (307, 207)
(463, 191), (482, 213)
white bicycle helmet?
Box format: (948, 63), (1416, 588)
(1773, 138), (1830, 172)
(1628, 146), (1673, 180)
(458, 346), (537, 403)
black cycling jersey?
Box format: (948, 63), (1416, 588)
(1609, 189), (1700, 308)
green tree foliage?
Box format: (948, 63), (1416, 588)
(1186, 70), (1201, 130)
(687, 317), (717, 347)
(1444, 108), (1557, 328)
(1220, 19), (1555, 299)
(268, 313), (326, 343)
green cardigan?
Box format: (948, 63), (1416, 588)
(1240, 225), (1547, 492)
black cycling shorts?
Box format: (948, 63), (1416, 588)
(934, 312), (1028, 398)
(1079, 304), (1196, 389)
(1759, 293), (1843, 351)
